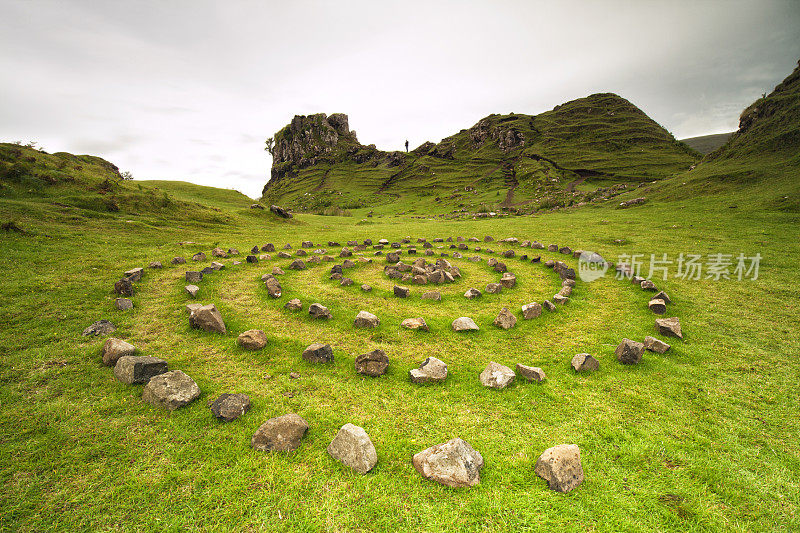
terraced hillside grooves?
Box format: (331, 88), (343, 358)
(261, 94), (700, 214)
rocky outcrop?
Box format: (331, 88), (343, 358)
(469, 117), (525, 151)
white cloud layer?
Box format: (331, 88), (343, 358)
(1, 0), (798, 198)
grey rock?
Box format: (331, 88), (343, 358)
(413, 438), (484, 488)
(409, 357), (448, 384)
(651, 290), (671, 304)
(288, 259), (306, 270)
(340, 277), (354, 286)
(516, 364), (546, 382)
(82, 319), (116, 337)
(393, 285), (410, 298)
(615, 338), (644, 364)
(192, 252), (206, 262)
(452, 316), (479, 332)
(571, 353), (599, 372)
(361, 284), (372, 292)
(185, 285), (200, 298)
(251, 413), (308, 452)
(500, 272), (516, 288)
(486, 282), (502, 294)
(237, 329), (268, 350)
(101, 337), (135, 366)
(493, 307), (517, 330)
(302, 343), (333, 363)
(185, 271), (203, 283)
(115, 298), (133, 310)
(422, 291), (441, 301)
(327, 423), (378, 474)
(640, 279), (658, 291)
(142, 370), (200, 410)
(464, 288), (482, 299)
(479, 361), (515, 389)
(210, 393), (251, 421)
(114, 355), (167, 384)
(171, 256), (186, 265)
(114, 278), (134, 296)
(354, 311), (380, 328)
(265, 277), (282, 298)
(189, 304), (226, 334)
(355, 349), (389, 377)
(643, 336), (671, 354)
(535, 444), (584, 493)
(543, 300), (556, 312)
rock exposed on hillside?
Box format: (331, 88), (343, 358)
(270, 205), (292, 218)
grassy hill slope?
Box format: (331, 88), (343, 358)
(679, 132), (735, 155)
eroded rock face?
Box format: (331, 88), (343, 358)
(101, 338), (135, 366)
(251, 413), (309, 452)
(237, 330), (268, 350)
(189, 304), (226, 334)
(327, 423), (378, 474)
(355, 349), (389, 377)
(210, 393), (251, 421)
(413, 438), (484, 488)
(479, 361), (516, 389)
(535, 444), (585, 493)
(142, 370), (200, 411)
(409, 357), (447, 383)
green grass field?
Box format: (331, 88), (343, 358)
(1, 178), (798, 531)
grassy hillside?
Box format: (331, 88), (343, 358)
(138, 180), (256, 210)
(262, 94), (700, 215)
(679, 132), (734, 155)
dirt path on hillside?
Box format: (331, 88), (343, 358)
(566, 177), (586, 192)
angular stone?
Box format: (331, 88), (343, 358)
(124, 267), (144, 282)
(479, 361), (515, 389)
(655, 317), (683, 339)
(652, 290), (671, 304)
(288, 259), (306, 270)
(393, 285), (410, 298)
(522, 302), (542, 319)
(493, 262), (508, 273)
(409, 357), (448, 383)
(82, 319), (116, 337)
(387, 252), (400, 263)
(649, 298), (667, 314)
(422, 291), (441, 301)
(354, 311), (380, 328)
(535, 444), (584, 493)
(210, 393), (251, 421)
(327, 423), (378, 474)
(284, 298), (302, 311)
(452, 317), (479, 332)
(115, 298), (133, 310)
(502, 250), (515, 258)
(571, 353), (599, 372)
(401, 317), (429, 331)
(640, 279), (658, 291)
(212, 247), (227, 258)
(361, 284), (372, 292)
(265, 277), (282, 298)
(500, 272), (516, 288)
(516, 364), (546, 382)
(237, 329), (267, 350)
(210, 261), (224, 271)
(493, 307), (517, 330)
(543, 300), (556, 312)
(171, 256), (186, 265)
(464, 288), (481, 299)
(302, 343), (333, 363)
(185, 285), (199, 298)
(189, 304), (226, 334)
(113, 355), (167, 384)
(192, 252), (206, 262)
(548, 244), (559, 252)
(309, 303), (332, 319)
(615, 338), (644, 365)
(355, 349), (389, 377)
(142, 370), (200, 411)
(340, 277), (354, 286)
(251, 413), (309, 452)
(114, 278), (134, 296)
(486, 282), (502, 294)
(553, 294), (569, 305)
(643, 336), (671, 354)
(185, 271), (203, 283)
(413, 438), (484, 488)
(185, 303), (202, 314)
(101, 337), (135, 366)
(246, 255), (259, 263)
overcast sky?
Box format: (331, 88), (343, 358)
(2, 1), (799, 198)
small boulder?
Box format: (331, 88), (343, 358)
(355, 349), (389, 377)
(272, 266), (285, 275)
(451, 316), (479, 332)
(265, 277), (282, 298)
(655, 317), (683, 339)
(192, 252), (206, 262)
(571, 353), (599, 372)
(409, 357), (448, 384)
(113, 355), (167, 384)
(189, 304), (226, 334)
(251, 413), (308, 452)
(340, 277), (354, 286)
(302, 343), (333, 364)
(284, 298), (302, 311)
(114, 278), (134, 296)
(115, 298), (133, 310)
(288, 259), (306, 270)
(413, 438), (484, 488)
(327, 423), (378, 474)
(493, 308), (517, 330)
(309, 303), (332, 319)
(422, 291), (441, 301)
(361, 284), (372, 292)
(354, 311), (380, 328)
(101, 337), (135, 366)
(401, 317), (429, 331)
(500, 272), (516, 288)
(210, 393), (251, 421)
(615, 338), (644, 365)
(516, 364), (546, 382)
(640, 279), (658, 291)
(142, 370), (200, 410)
(124, 267), (144, 282)
(486, 282), (502, 294)
(479, 361), (515, 389)
(464, 288), (482, 299)
(651, 290), (671, 304)
(535, 444), (584, 493)
(393, 285), (410, 298)
(185, 285), (200, 298)
(237, 329), (268, 350)
(521, 302), (542, 319)
(185, 271), (203, 283)
(82, 319), (116, 337)
(648, 298), (667, 314)
(171, 256), (186, 265)
(643, 336), (671, 354)
(542, 300), (556, 312)
(149, 261), (163, 269)
(246, 255), (259, 263)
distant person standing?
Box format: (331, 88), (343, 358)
(405, 140), (409, 152)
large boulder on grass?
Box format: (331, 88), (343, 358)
(251, 413), (308, 452)
(413, 438), (484, 488)
(615, 338), (644, 365)
(355, 349), (389, 376)
(479, 361), (515, 389)
(101, 337), (136, 366)
(189, 304), (226, 334)
(114, 356), (167, 384)
(210, 393), (251, 421)
(409, 357), (447, 383)
(142, 370), (200, 410)
(655, 317), (683, 338)
(535, 444), (584, 493)
(327, 423), (378, 474)
(237, 330), (268, 350)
